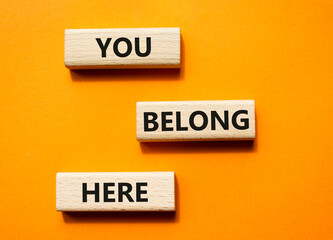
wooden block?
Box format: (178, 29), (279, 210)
(137, 100), (255, 141)
(56, 172), (175, 211)
(65, 28), (180, 69)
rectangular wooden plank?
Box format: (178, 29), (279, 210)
(137, 100), (255, 141)
(65, 28), (180, 69)
(56, 172), (175, 211)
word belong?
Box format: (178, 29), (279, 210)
(136, 100), (256, 141)
(144, 110), (249, 132)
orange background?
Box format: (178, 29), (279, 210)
(0, 0), (332, 239)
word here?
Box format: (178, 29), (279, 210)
(56, 172), (175, 211)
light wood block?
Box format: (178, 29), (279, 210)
(65, 28), (180, 69)
(56, 172), (175, 212)
(137, 100), (255, 141)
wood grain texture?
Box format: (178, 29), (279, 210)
(56, 172), (175, 212)
(137, 100), (255, 141)
(65, 28), (180, 69)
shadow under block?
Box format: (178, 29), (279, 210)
(56, 172), (175, 212)
(137, 100), (256, 141)
(65, 28), (180, 69)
